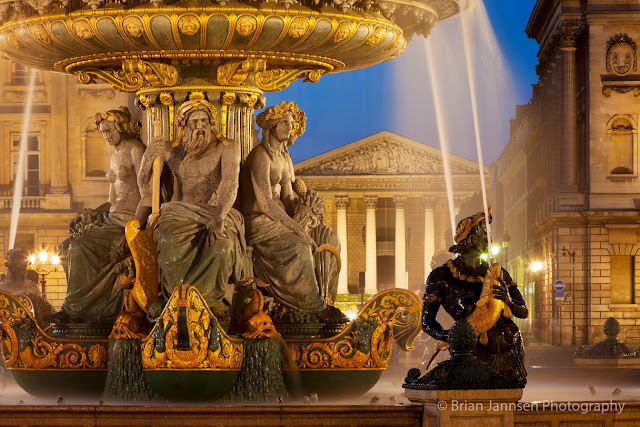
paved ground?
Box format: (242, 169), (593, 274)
(368, 345), (640, 405)
(1, 345), (639, 405)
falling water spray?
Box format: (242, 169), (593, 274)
(460, 1), (492, 258)
(424, 42), (457, 241)
(8, 68), (38, 250)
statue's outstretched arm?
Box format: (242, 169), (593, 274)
(507, 284), (528, 319)
(422, 298), (448, 342)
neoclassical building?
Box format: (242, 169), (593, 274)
(491, 0), (640, 345)
(295, 131), (489, 295)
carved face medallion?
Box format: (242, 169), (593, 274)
(236, 16), (257, 37)
(366, 26), (386, 46)
(178, 16), (200, 36)
(333, 22), (354, 42)
(73, 21), (93, 40)
(123, 17), (144, 38)
(31, 24), (51, 44)
(5, 30), (23, 49)
(289, 18), (309, 38)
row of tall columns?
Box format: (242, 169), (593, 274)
(335, 196), (349, 294)
(364, 196), (378, 294)
(394, 196), (407, 290)
(334, 195), (438, 294)
(423, 197), (436, 283)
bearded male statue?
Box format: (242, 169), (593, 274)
(47, 107), (144, 324)
(138, 96), (246, 319)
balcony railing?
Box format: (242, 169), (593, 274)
(0, 196), (46, 210)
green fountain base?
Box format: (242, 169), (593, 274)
(11, 371), (107, 398)
(145, 370), (240, 401)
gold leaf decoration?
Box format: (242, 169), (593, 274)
(289, 17), (310, 38)
(141, 285), (243, 370)
(73, 20), (93, 40)
(366, 26), (387, 46)
(236, 15), (257, 36)
(0, 292), (108, 371)
(123, 16), (144, 38)
(333, 21), (355, 42)
(284, 289), (420, 370)
(178, 15), (200, 36)
(31, 24), (51, 44)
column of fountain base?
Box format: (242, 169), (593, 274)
(136, 87), (266, 161)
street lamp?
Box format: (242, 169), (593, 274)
(562, 246), (577, 346)
(28, 244), (60, 299)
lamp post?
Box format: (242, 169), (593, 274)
(27, 244), (60, 300)
(528, 260), (543, 337)
(562, 246), (577, 346)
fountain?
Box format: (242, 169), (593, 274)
(0, 0), (472, 404)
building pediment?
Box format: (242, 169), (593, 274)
(294, 131), (485, 176)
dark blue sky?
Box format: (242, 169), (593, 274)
(267, 0), (540, 164)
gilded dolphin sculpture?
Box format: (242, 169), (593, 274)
(422, 262), (512, 371)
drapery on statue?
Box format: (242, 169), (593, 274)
(241, 101), (346, 324)
(421, 209), (528, 387)
(0, 249), (40, 296)
(138, 95), (247, 321)
(47, 107), (145, 324)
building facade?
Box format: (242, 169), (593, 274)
(0, 61), (136, 307)
(295, 131), (489, 296)
(492, 0), (640, 345)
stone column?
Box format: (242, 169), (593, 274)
(364, 196), (378, 295)
(394, 196), (407, 289)
(560, 25), (580, 190)
(423, 197), (436, 283)
(335, 196), (349, 294)
(49, 72), (68, 193)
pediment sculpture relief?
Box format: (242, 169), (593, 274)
(297, 138), (474, 175)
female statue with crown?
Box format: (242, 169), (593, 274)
(241, 101), (346, 325)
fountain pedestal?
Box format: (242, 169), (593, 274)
(404, 388), (523, 427)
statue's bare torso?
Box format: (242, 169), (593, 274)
(107, 139), (144, 215)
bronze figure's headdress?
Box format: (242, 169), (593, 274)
(454, 207), (492, 243)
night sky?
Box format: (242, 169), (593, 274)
(266, 0), (540, 165)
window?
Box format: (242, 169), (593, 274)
(611, 255), (635, 304)
(10, 132), (41, 196)
(607, 116), (637, 176)
(82, 120), (112, 179)
(10, 63), (42, 86)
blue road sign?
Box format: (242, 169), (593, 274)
(555, 291), (565, 301)
(554, 280), (565, 292)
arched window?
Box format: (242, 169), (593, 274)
(607, 115), (637, 176)
(82, 119), (112, 179)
